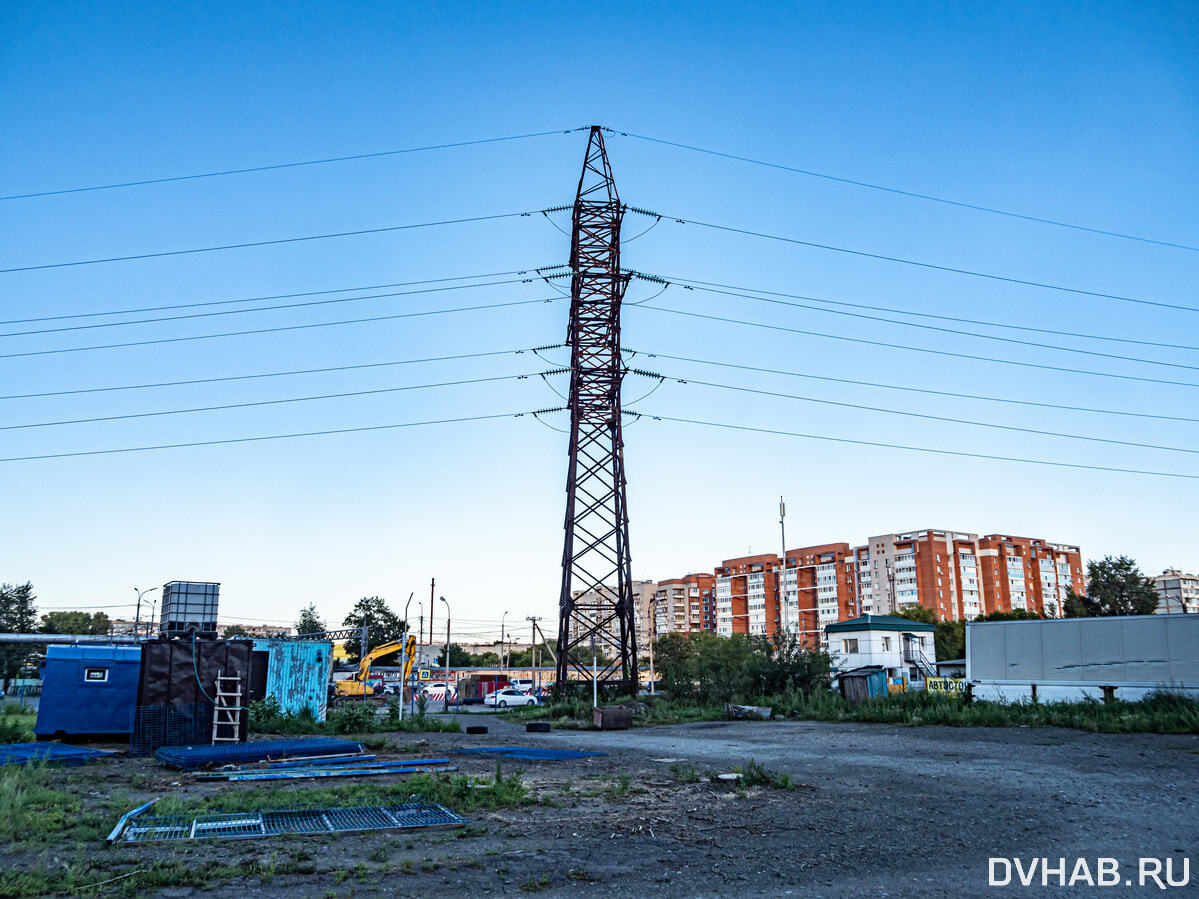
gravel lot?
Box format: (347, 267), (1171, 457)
(11, 717), (1197, 897)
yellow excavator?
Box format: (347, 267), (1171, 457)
(333, 636), (414, 697)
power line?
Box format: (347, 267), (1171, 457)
(0, 265), (566, 326)
(0, 209), (548, 274)
(2, 371), (561, 431)
(629, 207), (1197, 314)
(0, 345), (563, 401)
(606, 129), (1198, 253)
(633, 270), (1199, 353)
(1, 128), (583, 201)
(0, 276), (544, 339)
(634, 304), (1199, 389)
(627, 349), (1199, 424)
(641, 413), (1199, 481)
(0, 408), (565, 463)
(640, 280), (1199, 373)
(651, 371), (1198, 455)
(0, 296), (561, 359)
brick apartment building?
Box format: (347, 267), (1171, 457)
(707, 528), (1084, 640)
(715, 554), (782, 637)
(653, 573), (716, 637)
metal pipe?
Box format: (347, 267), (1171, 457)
(0, 633), (146, 644)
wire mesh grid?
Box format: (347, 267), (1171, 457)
(115, 802), (466, 843)
(130, 702), (214, 756)
(155, 736), (363, 769)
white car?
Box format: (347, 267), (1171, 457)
(483, 688), (539, 708)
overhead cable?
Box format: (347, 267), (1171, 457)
(0, 276), (544, 339)
(0, 266), (564, 326)
(0, 345), (564, 401)
(628, 207), (1197, 313)
(627, 349), (1199, 424)
(633, 278), (1199, 372)
(0, 209), (548, 274)
(0, 296), (561, 359)
(1, 128), (583, 201)
(1, 372), (564, 431)
(606, 129), (1198, 253)
(0, 409), (566, 463)
(632, 270), (1199, 353)
(640, 414), (1199, 481)
(653, 373), (1198, 455)
(633, 304), (1199, 389)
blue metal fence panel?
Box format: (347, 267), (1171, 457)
(111, 801), (467, 843)
(252, 639), (333, 721)
(156, 736), (363, 769)
(34, 644), (142, 739)
(0, 742), (112, 767)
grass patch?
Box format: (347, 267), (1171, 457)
(777, 688), (1199, 734)
(248, 697), (461, 736)
(669, 761), (700, 783)
(0, 706), (36, 744)
(738, 759), (795, 790)
(521, 873), (552, 892)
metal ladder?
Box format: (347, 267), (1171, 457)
(212, 670), (242, 742)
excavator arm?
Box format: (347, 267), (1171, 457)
(353, 639), (408, 684)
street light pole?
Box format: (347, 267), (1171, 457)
(133, 586), (157, 637)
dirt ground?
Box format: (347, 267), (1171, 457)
(9, 716), (1199, 897)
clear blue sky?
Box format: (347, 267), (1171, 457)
(1, 2), (1195, 639)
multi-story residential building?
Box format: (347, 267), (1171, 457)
(653, 573), (716, 637)
(977, 535), (1083, 617)
(714, 554), (781, 637)
(566, 580), (656, 653)
(781, 544), (858, 648)
(1151, 569), (1199, 614)
(850, 529), (1081, 621)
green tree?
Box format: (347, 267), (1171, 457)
(976, 609), (1042, 622)
(469, 650), (501, 666)
(39, 610), (111, 635)
(434, 643), (475, 667)
(653, 631), (831, 704)
(295, 603), (325, 636)
(341, 596), (405, 665)
(221, 624), (249, 638)
(0, 583), (38, 687)
(1065, 556), (1159, 617)
(506, 643), (555, 668)
(896, 604), (964, 662)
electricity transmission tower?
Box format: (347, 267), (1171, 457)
(555, 126), (638, 691)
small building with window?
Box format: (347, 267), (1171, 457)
(825, 615), (938, 688)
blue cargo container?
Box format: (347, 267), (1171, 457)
(252, 639), (333, 721)
(35, 645), (142, 739)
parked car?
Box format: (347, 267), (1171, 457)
(508, 678), (535, 693)
(483, 688), (539, 708)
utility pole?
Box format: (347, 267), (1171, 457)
(886, 560), (896, 615)
(556, 125), (638, 693)
(428, 577), (435, 646)
(778, 496), (789, 637)
(526, 616), (541, 694)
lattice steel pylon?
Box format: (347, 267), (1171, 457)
(555, 126), (638, 691)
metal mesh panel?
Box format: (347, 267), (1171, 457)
(130, 702), (213, 756)
(155, 736), (362, 769)
(114, 802), (466, 843)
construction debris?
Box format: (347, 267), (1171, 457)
(108, 799), (467, 844)
(193, 757), (457, 782)
(0, 742), (112, 767)
(455, 746), (605, 761)
(724, 704), (773, 720)
(156, 737), (363, 770)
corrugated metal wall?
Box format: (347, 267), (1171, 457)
(967, 614), (1199, 686)
(253, 640), (333, 721)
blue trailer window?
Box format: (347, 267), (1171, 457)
(84, 667), (109, 683)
